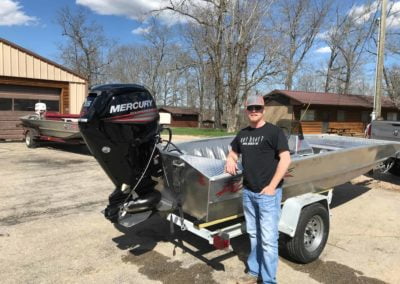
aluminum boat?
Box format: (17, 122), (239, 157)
(159, 134), (400, 223)
(20, 112), (81, 140)
(78, 84), (400, 263)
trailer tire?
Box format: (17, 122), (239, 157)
(284, 203), (329, 264)
(25, 130), (38, 148)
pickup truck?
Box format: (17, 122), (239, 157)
(368, 120), (400, 175)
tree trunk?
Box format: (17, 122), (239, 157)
(214, 74), (224, 129)
(226, 105), (239, 133)
(343, 65), (351, 94)
(197, 69), (205, 128)
(285, 64), (294, 90)
(324, 51), (337, 93)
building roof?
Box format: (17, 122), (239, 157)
(0, 37), (87, 81)
(265, 89), (397, 109)
(159, 106), (199, 115)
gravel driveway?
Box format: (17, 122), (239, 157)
(1, 140), (399, 284)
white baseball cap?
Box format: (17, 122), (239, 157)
(246, 96), (264, 106)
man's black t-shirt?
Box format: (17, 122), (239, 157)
(230, 123), (289, 193)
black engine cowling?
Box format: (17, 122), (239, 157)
(79, 84), (162, 222)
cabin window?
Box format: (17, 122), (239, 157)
(361, 111), (370, 122)
(301, 109), (315, 121)
(0, 98), (12, 111)
(321, 111), (330, 122)
(337, 110), (345, 121)
(13, 99), (37, 111)
(387, 112), (398, 121)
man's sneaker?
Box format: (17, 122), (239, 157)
(236, 273), (259, 284)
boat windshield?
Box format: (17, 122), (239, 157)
(276, 119), (304, 139)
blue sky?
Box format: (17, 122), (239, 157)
(0, 0), (399, 75)
(0, 0), (152, 60)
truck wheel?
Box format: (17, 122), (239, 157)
(25, 130), (38, 148)
(284, 203), (329, 264)
(389, 160), (400, 176)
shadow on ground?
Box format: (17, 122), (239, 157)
(112, 212), (388, 284)
(330, 180), (372, 208)
(35, 142), (91, 156)
(112, 213), (237, 271)
(281, 258), (387, 284)
(369, 171), (400, 186)
(112, 214), (222, 283)
(110, 177), (383, 282)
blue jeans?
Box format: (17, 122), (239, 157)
(242, 187), (282, 284)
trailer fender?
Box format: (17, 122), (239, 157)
(279, 192), (331, 237)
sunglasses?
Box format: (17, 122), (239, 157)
(246, 105), (263, 111)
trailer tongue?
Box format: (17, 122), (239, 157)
(78, 84), (400, 264)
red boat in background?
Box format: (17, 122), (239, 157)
(19, 103), (82, 148)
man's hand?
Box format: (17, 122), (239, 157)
(225, 150), (239, 175)
(260, 184), (276, 195)
(260, 150), (290, 196)
(225, 157), (238, 175)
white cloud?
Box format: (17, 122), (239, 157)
(132, 26), (151, 35)
(76, 0), (190, 25)
(315, 46), (331, 54)
(348, 1), (400, 28)
(348, 1), (379, 25)
(0, 0), (37, 26)
(387, 1), (400, 28)
(316, 31), (329, 40)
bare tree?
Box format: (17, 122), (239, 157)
(272, 0), (330, 90)
(386, 31), (400, 56)
(223, 0), (278, 132)
(161, 0), (276, 131)
(107, 45), (143, 83)
(171, 0), (228, 129)
(384, 66), (400, 108)
(140, 19), (173, 101)
(56, 6), (111, 86)
(336, 4), (377, 94)
(319, 1), (377, 94)
(322, 7), (348, 92)
(382, 2), (400, 107)
(385, 1), (400, 57)
(183, 24), (212, 127)
(295, 64), (325, 92)
(107, 20), (180, 104)
(240, 31), (283, 101)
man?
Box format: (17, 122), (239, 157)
(364, 122), (371, 139)
(225, 96), (291, 284)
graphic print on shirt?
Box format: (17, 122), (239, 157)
(230, 123), (289, 192)
(240, 135), (264, 146)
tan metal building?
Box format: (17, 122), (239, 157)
(0, 38), (87, 140)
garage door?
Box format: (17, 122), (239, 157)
(0, 85), (61, 140)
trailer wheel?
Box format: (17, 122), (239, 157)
(25, 130), (38, 148)
(284, 203), (329, 264)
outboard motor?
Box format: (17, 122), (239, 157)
(79, 84), (163, 225)
(35, 102), (46, 118)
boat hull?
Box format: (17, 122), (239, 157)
(160, 135), (400, 223)
(20, 115), (81, 140)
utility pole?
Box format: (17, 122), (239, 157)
(372, 0), (387, 120)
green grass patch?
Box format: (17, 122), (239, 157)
(167, 127), (236, 137)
